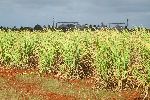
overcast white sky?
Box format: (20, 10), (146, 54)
(0, 0), (150, 28)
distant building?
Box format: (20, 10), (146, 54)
(108, 19), (129, 30)
(56, 22), (80, 31)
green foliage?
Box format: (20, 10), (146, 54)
(0, 28), (150, 91)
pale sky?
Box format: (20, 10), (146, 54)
(0, 0), (150, 28)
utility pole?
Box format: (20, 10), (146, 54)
(52, 18), (55, 28)
(126, 19), (129, 27)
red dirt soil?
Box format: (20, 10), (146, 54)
(0, 67), (144, 100)
(0, 67), (76, 100)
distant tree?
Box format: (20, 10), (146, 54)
(43, 25), (47, 31)
(34, 24), (43, 31)
(48, 25), (51, 29)
(0, 26), (3, 30)
(93, 25), (97, 28)
(12, 26), (18, 31)
(89, 24), (92, 29)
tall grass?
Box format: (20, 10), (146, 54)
(0, 28), (150, 93)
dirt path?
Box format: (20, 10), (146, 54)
(0, 67), (76, 100)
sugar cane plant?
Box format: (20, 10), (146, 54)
(0, 28), (150, 97)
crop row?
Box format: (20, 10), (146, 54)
(0, 28), (150, 95)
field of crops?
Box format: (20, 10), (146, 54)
(0, 28), (150, 99)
